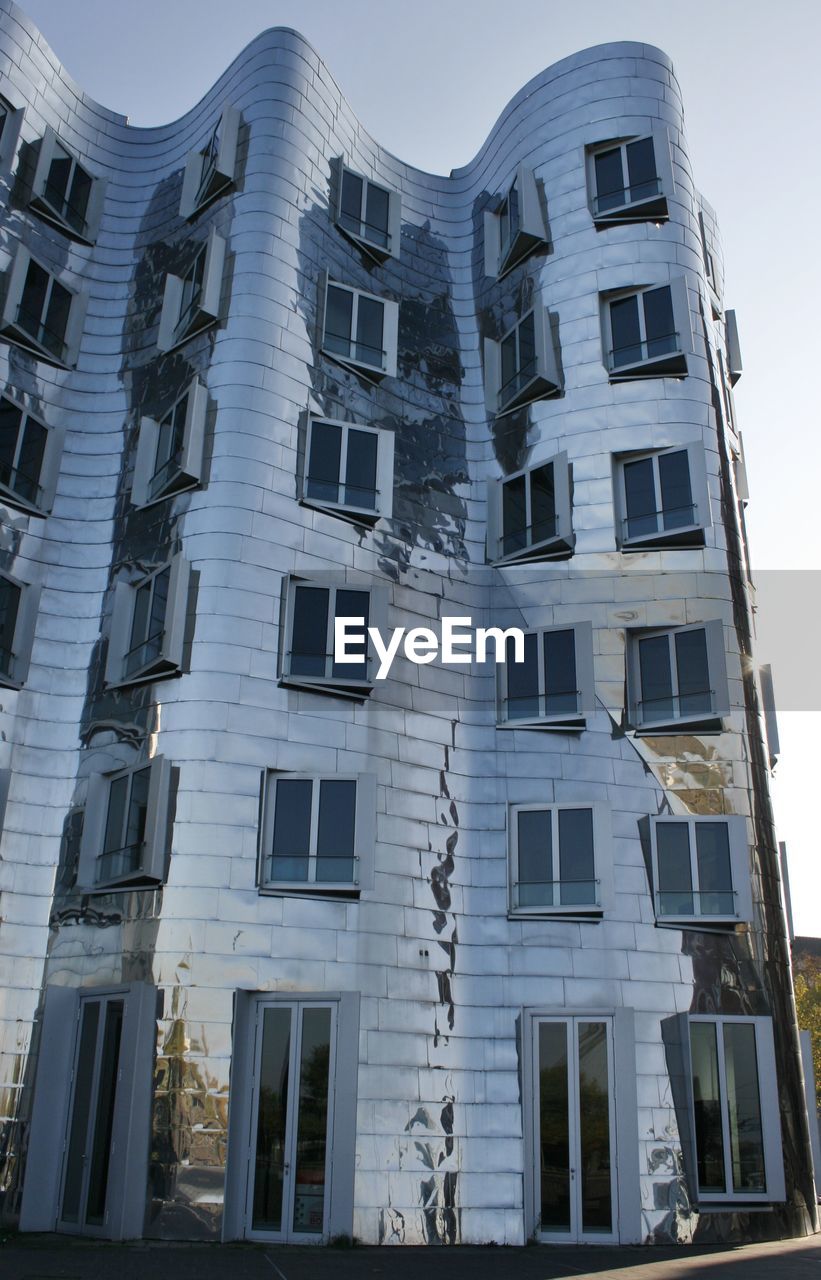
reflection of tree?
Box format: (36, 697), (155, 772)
(295, 1042), (330, 1177)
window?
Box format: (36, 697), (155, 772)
(0, 95), (23, 170)
(603, 279), (691, 379)
(319, 275), (398, 380)
(77, 756), (171, 891)
(487, 451), (573, 563)
(0, 570), (38, 689)
(687, 1016), (784, 1203)
(0, 395), (63, 515)
(132, 377), (207, 507)
(587, 129), (672, 223)
(615, 443), (710, 549)
(280, 575), (387, 698)
(302, 415), (394, 524)
(498, 622), (593, 730)
(649, 815), (752, 927)
(484, 305), (561, 416)
(334, 161), (400, 262)
(698, 212), (717, 293)
(725, 310), (742, 384)
(105, 555), (190, 688)
(259, 772), (376, 895)
(483, 164), (548, 277)
(29, 126), (105, 242)
(157, 228), (226, 353)
(180, 104), (240, 219)
(0, 246), (86, 367)
(627, 620), (729, 733)
(510, 803), (612, 916)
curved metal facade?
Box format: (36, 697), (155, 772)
(0, 0), (814, 1247)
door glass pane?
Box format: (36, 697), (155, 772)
(506, 630), (539, 720)
(594, 147), (625, 211)
(517, 809), (552, 907)
(344, 429), (378, 510)
(252, 1007), (292, 1231)
(695, 823), (734, 916)
(325, 286), (353, 357)
(544, 629), (577, 717)
(530, 463), (556, 546)
(691, 1021), (726, 1193)
(502, 474), (527, 555)
(61, 1000), (101, 1223)
(625, 136), (657, 202)
(271, 778), (313, 883)
(291, 586), (329, 676)
(609, 295), (641, 366)
(85, 1000), (124, 1226)
(307, 421), (342, 503)
(331, 589), (369, 680)
(578, 1022), (612, 1234)
(656, 822), (694, 916)
(316, 779), (356, 883)
(643, 285), (676, 359)
(674, 628), (711, 716)
(658, 449), (693, 530)
(623, 457), (657, 538)
(364, 183), (390, 248)
(638, 634), (673, 723)
(558, 809), (595, 905)
(355, 296), (384, 368)
(722, 1023), (765, 1193)
(292, 1007), (332, 1235)
(538, 1022), (571, 1232)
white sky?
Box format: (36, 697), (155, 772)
(16, 0), (821, 935)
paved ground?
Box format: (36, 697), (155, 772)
(1, 1233), (820, 1280)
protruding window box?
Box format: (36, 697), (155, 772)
(77, 756), (172, 892)
(603, 279), (691, 380)
(587, 129), (673, 225)
(487, 451), (573, 563)
(627, 620), (729, 734)
(497, 622), (593, 731)
(302, 415), (394, 526)
(615, 442), (710, 550)
(180, 104), (240, 219)
(280, 575), (388, 699)
(725, 309), (743, 384)
(132, 377), (207, 508)
(319, 274), (398, 382)
(649, 814), (752, 929)
(157, 228), (226, 353)
(0, 395), (63, 516)
(0, 246), (87, 368)
(484, 306), (561, 416)
(105, 556), (191, 689)
(29, 126), (105, 243)
(334, 161), (400, 263)
(0, 570), (39, 689)
(484, 164), (548, 277)
(258, 772), (376, 897)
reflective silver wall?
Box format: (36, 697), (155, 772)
(0, 0), (814, 1247)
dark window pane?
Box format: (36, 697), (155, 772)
(538, 1021), (571, 1232)
(67, 165), (92, 234)
(344, 429), (378, 510)
(517, 312), (536, 386)
(339, 170), (363, 236)
(103, 774), (128, 856)
(20, 260), (49, 342)
(0, 400), (23, 495)
(502, 474), (527, 555)
(675, 628), (711, 716)
(125, 766), (150, 858)
(307, 421), (342, 504)
(355, 296), (384, 368)
(658, 449), (694, 530)
(16, 416), (47, 503)
(723, 1023), (765, 1193)
(253, 1006), (291, 1229)
(544, 629), (577, 716)
(271, 778), (312, 882)
(623, 457), (658, 538)
(530, 463), (556, 545)
(691, 1022), (726, 1193)
(61, 1000), (100, 1223)
(0, 577), (19, 676)
(638, 634), (673, 723)
(500, 330), (517, 397)
(625, 136), (657, 202)
(146, 567), (170, 662)
(696, 822), (734, 915)
(316, 779), (356, 882)
(643, 285), (676, 359)
(364, 183), (390, 248)
(500, 178), (519, 256)
(558, 808), (595, 905)
(43, 281), (71, 359)
(517, 809), (552, 907)
(327, 281), (354, 355)
(578, 1021), (612, 1232)
(506, 630), (539, 719)
(291, 586), (329, 677)
(45, 146), (72, 213)
(85, 1000), (123, 1226)
(610, 295), (641, 366)
(332, 589), (369, 680)
(127, 579), (152, 670)
(292, 1007), (332, 1233)
(656, 822), (694, 916)
(594, 147), (625, 211)
(152, 395), (188, 495)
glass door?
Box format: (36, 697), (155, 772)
(246, 1000), (336, 1241)
(58, 994), (124, 1235)
(535, 1016), (617, 1243)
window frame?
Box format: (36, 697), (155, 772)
(77, 755), (171, 893)
(180, 103), (240, 219)
(497, 620), (594, 731)
(483, 163), (548, 278)
(301, 414), (394, 525)
(333, 160), (401, 263)
(157, 227), (226, 353)
(318, 272), (399, 382)
(131, 377), (208, 508)
(258, 771), (376, 896)
(627, 619), (729, 734)
(0, 244), (87, 368)
(0, 568), (39, 690)
(279, 573), (387, 699)
(602, 279), (692, 380)
(105, 554), (190, 689)
(487, 450), (573, 564)
(0, 392), (63, 516)
(483, 304), (561, 417)
(649, 814), (752, 928)
(587, 128), (673, 224)
(614, 441), (711, 551)
(509, 801), (612, 918)
(29, 125), (105, 244)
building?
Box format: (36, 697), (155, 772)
(0, 0), (815, 1247)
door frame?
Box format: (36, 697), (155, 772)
(521, 1006), (641, 1245)
(223, 989), (359, 1243)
